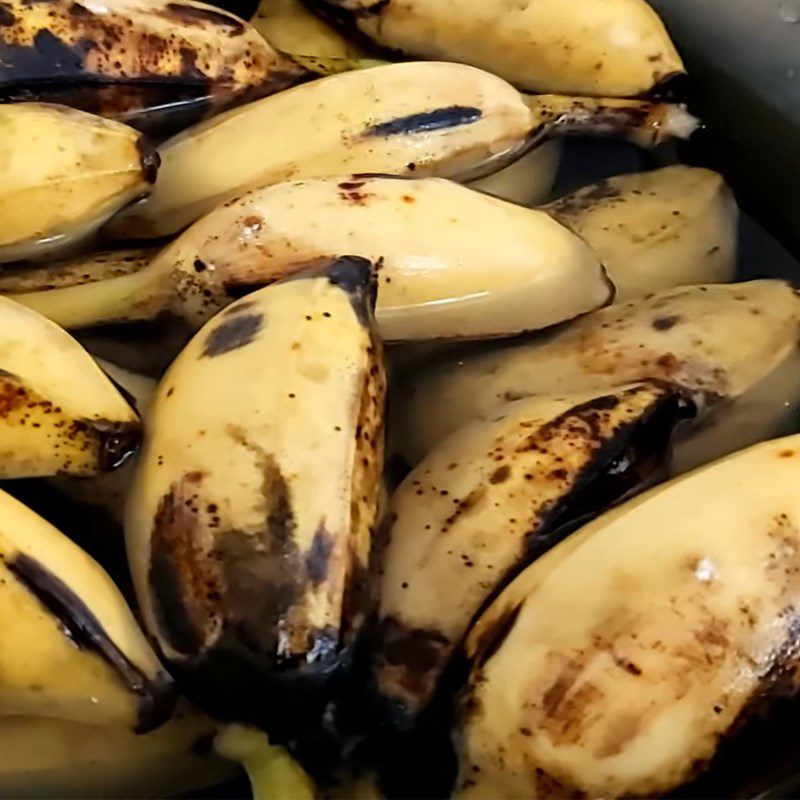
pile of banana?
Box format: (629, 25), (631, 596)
(0, 0), (799, 797)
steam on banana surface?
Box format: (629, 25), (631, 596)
(0, 0), (306, 134)
(126, 257), (385, 731)
(0, 165), (731, 342)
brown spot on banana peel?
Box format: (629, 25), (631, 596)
(201, 312), (264, 357)
(373, 385), (694, 724)
(362, 105), (483, 138)
(6, 551), (176, 732)
(0, 0), (307, 133)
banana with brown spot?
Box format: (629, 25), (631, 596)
(372, 381), (693, 728)
(0, 295), (140, 478)
(545, 165), (738, 301)
(0, 104), (156, 263)
(0, 487), (173, 730)
(308, 0), (683, 96)
(0, 0), (305, 135)
(50, 360), (156, 522)
(125, 256), (385, 732)
(394, 280), (800, 464)
(457, 434), (800, 798)
(108, 62), (697, 239)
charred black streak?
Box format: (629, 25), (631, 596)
(306, 526), (334, 586)
(149, 471), (212, 656)
(364, 106), (483, 138)
(325, 255), (377, 327)
(201, 312), (263, 357)
(7, 552), (175, 732)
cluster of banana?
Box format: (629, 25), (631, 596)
(0, 0), (798, 798)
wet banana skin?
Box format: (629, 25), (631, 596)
(127, 258), (385, 730)
(372, 382), (693, 725)
(0, 0), (305, 132)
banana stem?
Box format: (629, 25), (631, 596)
(214, 724), (317, 800)
(522, 94), (699, 148)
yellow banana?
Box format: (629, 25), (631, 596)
(467, 141), (561, 207)
(394, 280), (800, 464)
(252, 0), (386, 75)
(0, 487), (173, 730)
(0, 104), (155, 263)
(545, 165), (738, 300)
(308, 0), (684, 95)
(50, 360), (156, 522)
(107, 62), (697, 239)
(0, 295), (140, 478)
(372, 381), (692, 726)
(0, 709), (235, 799)
(0, 0), (305, 134)
(125, 257), (385, 731)
(457, 434), (800, 799)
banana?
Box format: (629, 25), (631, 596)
(456, 433), (800, 799)
(308, 0), (684, 96)
(0, 709), (236, 798)
(0, 486), (173, 729)
(467, 141), (561, 206)
(107, 61), (697, 239)
(215, 724), (317, 800)
(0, 295), (140, 478)
(0, 0), (305, 135)
(125, 257), (385, 731)
(394, 280), (800, 464)
(0, 104), (156, 263)
(252, 0), (386, 75)
(372, 381), (693, 727)
(2, 174), (609, 340)
(49, 361), (156, 521)
(544, 166), (738, 301)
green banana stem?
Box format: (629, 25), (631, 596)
(214, 725), (317, 800)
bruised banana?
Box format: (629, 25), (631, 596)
(372, 381), (693, 727)
(126, 257), (385, 731)
(0, 710), (235, 799)
(0, 0), (305, 135)
(395, 280), (800, 464)
(49, 361), (156, 522)
(0, 487), (173, 730)
(0, 104), (155, 263)
(457, 434), (800, 799)
(252, 0), (386, 76)
(109, 62), (697, 238)
(0, 295), (140, 478)
(309, 0), (683, 96)
(545, 165), (738, 301)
